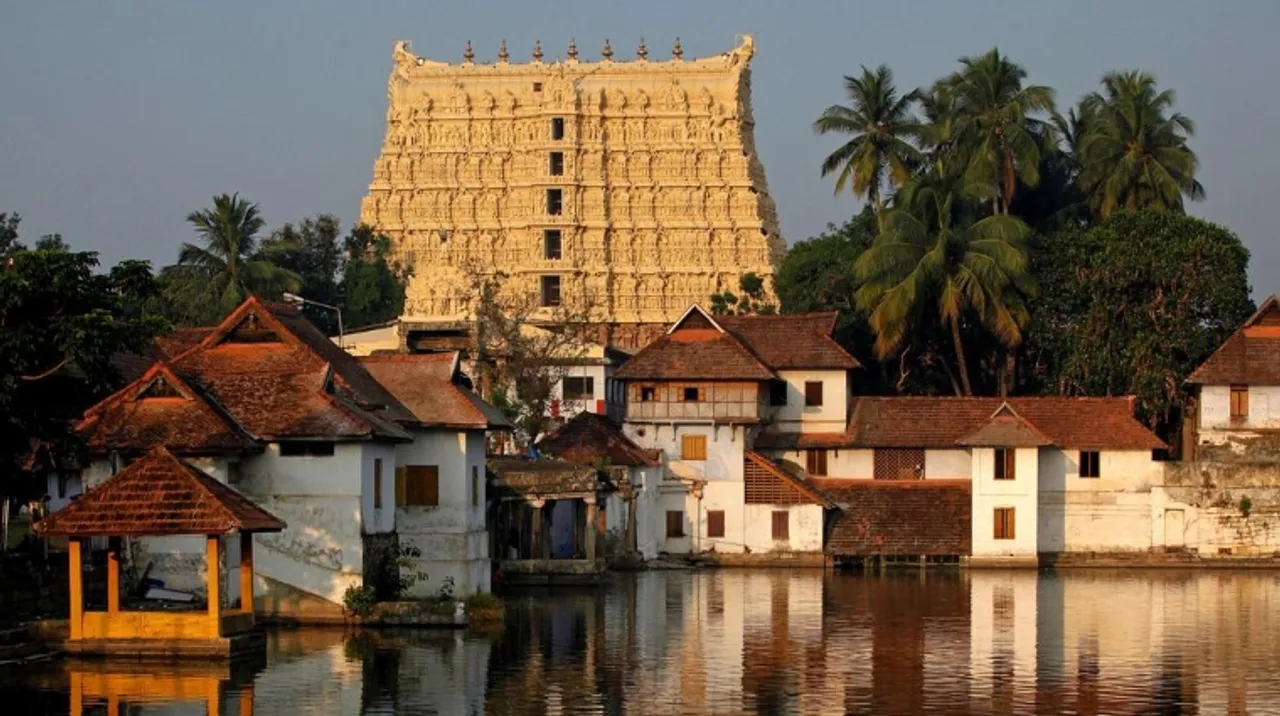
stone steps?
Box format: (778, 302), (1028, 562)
(0, 625), (55, 666)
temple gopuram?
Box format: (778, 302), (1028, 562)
(360, 36), (785, 349)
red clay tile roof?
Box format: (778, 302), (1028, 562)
(1188, 295), (1280, 385)
(745, 451), (837, 507)
(818, 479), (971, 556)
(846, 396), (1165, 450)
(34, 446), (285, 537)
(717, 312), (859, 370)
(751, 432), (854, 450)
(359, 352), (509, 430)
(78, 297), (414, 454)
(956, 404), (1054, 447)
(78, 364), (259, 455)
(539, 413), (660, 467)
(615, 305), (857, 381)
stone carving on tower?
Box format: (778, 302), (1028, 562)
(362, 36), (786, 345)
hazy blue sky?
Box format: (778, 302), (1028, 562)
(1, 1), (1276, 290)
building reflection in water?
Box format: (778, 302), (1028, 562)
(7, 570), (1280, 715)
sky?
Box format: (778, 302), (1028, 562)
(1, 1), (1277, 291)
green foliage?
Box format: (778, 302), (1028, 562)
(435, 575), (456, 603)
(0, 226), (167, 502)
(709, 272), (777, 316)
(1240, 495), (1253, 519)
(343, 584), (377, 618)
(394, 543), (427, 596)
(340, 225), (411, 329)
(813, 65), (921, 213)
(1023, 211), (1252, 430)
(260, 214), (344, 333)
(465, 592), (504, 624)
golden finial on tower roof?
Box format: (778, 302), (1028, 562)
(636, 37), (648, 61)
(463, 40), (474, 64)
(497, 39), (509, 63)
(602, 38), (613, 60)
(672, 37), (683, 60)
(567, 38), (578, 61)
(532, 40), (543, 62)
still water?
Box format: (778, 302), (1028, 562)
(6, 569), (1280, 715)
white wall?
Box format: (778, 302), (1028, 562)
(769, 369), (848, 433)
(632, 466), (664, 559)
(971, 447), (1039, 559)
(336, 323), (400, 356)
(45, 469), (82, 512)
(765, 448), (871, 478)
(1037, 449), (1163, 554)
(624, 423), (746, 483)
(1200, 384), (1280, 431)
(925, 450), (971, 479)
(743, 503), (824, 552)
(550, 364), (609, 418)
(396, 429), (491, 596)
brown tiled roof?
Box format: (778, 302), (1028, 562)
(34, 446), (285, 537)
(78, 364), (259, 454)
(717, 312), (859, 370)
(539, 413), (659, 467)
(846, 396), (1165, 450)
(956, 404), (1054, 447)
(1188, 295), (1280, 384)
(818, 479), (971, 556)
(745, 451), (836, 507)
(359, 352), (509, 430)
(614, 330), (775, 381)
(197, 370), (401, 439)
(752, 431), (855, 450)
(489, 457), (608, 496)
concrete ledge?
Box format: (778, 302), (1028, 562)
(694, 551), (831, 568)
(498, 559), (607, 586)
(967, 555), (1040, 568)
(43, 628), (265, 661)
(1042, 551), (1280, 568)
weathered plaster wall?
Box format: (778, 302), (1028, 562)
(971, 447), (1039, 559)
(632, 466), (664, 559)
(742, 503), (824, 552)
(551, 364), (609, 418)
(925, 450), (971, 479)
(396, 429), (491, 596)
(769, 369), (848, 433)
(766, 448), (870, 478)
(657, 483), (695, 554)
(1200, 384), (1280, 431)
(1160, 458), (1280, 556)
(625, 423), (746, 483)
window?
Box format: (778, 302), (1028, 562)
(666, 510), (684, 538)
(1079, 451), (1100, 478)
(994, 448), (1016, 480)
(682, 386), (702, 402)
(551, 117), (565, 140)
(804, 381), (824, 407)
(707, 510), (725, 538)
(640, 386), (656, 402)
(806, 449), (828, 476)
(681, 434), (707, 461)
(397, 465), (439, 507)
(533, 82), (543, 93)
(769, 381), (788, 406)
(1231, 385), (1249, 420)
(546, 188), (563, 215)
(543, 229), (562, 260)
(873, 448), (924, 480)
(563, 376), (594, 401)
(373, 459), (383, 509)
(540, 275), (561, 307)
(549, 151), (564, 176)
(279, 442), (335, 457)
(771, 511), (790, 540)
(472, 466), (480, 507)
(994, 507), (1016, 540)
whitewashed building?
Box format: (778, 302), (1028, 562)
(613, 306), (851, 558)
(72, 298), (505, 616)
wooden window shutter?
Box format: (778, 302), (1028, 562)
(806, 450), (828, 476)
(707, 510), (725, 538)
(403, 465), (440, 506)
(994, 508), (1016, 540)
(395, 466), (407, 506)
(1231, 385), (1249, 419)
(804, 381), (823, 407)
(681, 434), (707, 461)
(666, 510), (684, 538)
(771, 511), (789, 540)
(373, 459), (383, 509)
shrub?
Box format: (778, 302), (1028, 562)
(343, 584), (376, 618)
(466, 592), (505, 624)
(395, 543), (428, 596)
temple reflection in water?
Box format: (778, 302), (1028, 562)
(6, 570), (1279, 715)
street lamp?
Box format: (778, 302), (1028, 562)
(282, 292), (344, 348)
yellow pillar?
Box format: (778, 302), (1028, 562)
(240, 685), (255, 716)
(69, 670), (83, 716)
(240, 535), (255, 616)
(106, 537), (121, 614)
(207, 536), (221, 637)
(68, 538), (83, 641)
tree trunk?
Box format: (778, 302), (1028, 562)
(872, 188), (883, 216)
(0, 496), (9, 554)
(949, 317), (973, 396)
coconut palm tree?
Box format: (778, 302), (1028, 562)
(944, 48), (1055, 215)
(854, 174), (1034, 395)
(814, 65), (921, 214)
(161, 193), (300, 322)
(1077, 71), (1203, 219)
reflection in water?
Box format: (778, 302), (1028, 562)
(6, 570), (1280, 715)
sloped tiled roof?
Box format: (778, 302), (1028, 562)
(956, 403), (1054, 447)
(539, 413), (660, 467)
(359, 352), (509, 430)
(78, 297), (413, 454)
(745, 450), (837, 508)
(615, 305), (857, 381)
(1188, 295), (1280, 385)
(819, 479), (971, 556)
(845, 396), (1165, 450)
(34, 446), (285, 537)
(717, 313), (859, 370)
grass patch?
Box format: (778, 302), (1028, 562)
(465, 592), (505, 624)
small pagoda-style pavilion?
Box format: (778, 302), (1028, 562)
(34, 445), (285, 657)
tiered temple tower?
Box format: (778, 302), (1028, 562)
(360, 36), (785, 348)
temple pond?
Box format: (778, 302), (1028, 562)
(5, 569), (1280, 715)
